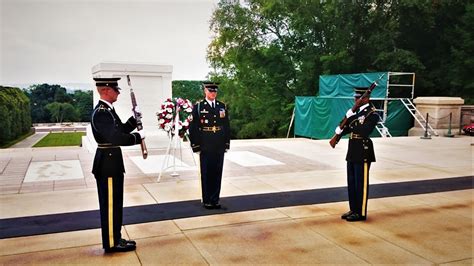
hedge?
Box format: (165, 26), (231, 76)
(0, 87), (32, 145)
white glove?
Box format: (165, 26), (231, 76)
(346, 108), (356, 118)
(137, 129), (146, 139)
(334, 126), (343, 135)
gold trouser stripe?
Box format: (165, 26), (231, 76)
(108, 177), (114, 247)
(362, 163), (368, 216)
(197, 155), (203, 203)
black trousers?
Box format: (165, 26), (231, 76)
(346, 162), (370, 217)
(199, 151), (224, 205)
(95, 174), (124, 249)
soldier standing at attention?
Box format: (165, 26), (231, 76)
(334, 87), (380, 222)
(91, 77), (145, 252)
(189, 81), (230, 209)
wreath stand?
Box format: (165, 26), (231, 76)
(157, 108), (196, 182)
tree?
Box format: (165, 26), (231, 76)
(71, 90), (93, 122)
(45, 102), (79, 123)
(26, 84), (93, 123)
(444, 2), (474, 103)
(208, 0), (473, 138)
(172, 80), (206, 103)
(27, 84), (57, 123)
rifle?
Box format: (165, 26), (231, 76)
(329, 73), (385, 148)
(127, 75), (148, 159)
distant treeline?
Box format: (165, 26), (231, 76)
(0, 81), (205, 146)
(26, 84), (93, 124)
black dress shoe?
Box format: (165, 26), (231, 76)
(104, 241), (136, 253)
(120, 238), (136, 246)
(345, 213), (366, 222)
(203, 203), (214, 209)
(341, 210), (354, 220)
(203, 203), (223, 210)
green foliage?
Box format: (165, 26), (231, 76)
(445, 2), (474, 101)
(72, 90), (93, 122)
(25, 84), (93, 123)
(0, 87), (32, 146)
(45, 102), (79, 123)
(33, 132), (85, 147)
(208, 0), (474, 139)
(172, 80), (205, 103)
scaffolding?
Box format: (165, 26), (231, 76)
(293, 71), (437, 139)
(359, 72), (437, 137)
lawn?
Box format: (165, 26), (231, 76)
(33, 132), (86, 147)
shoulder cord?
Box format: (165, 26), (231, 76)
(91, 108), (116, 132)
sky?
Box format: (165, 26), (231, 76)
(0, 0), (219, 90)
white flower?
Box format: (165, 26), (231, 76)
(157, 98), (194, 136)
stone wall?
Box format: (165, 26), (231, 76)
(408, 97), (464, 136)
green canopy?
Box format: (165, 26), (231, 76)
(294, 96), (413, 139)
(319, 72), (388, 98)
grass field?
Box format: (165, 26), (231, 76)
(33, 132), (85, 147)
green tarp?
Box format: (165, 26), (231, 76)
(294, 97), (413, 139)
(319, 72), (388, 98)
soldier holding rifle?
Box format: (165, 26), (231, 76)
(91, 77), (145, 253)
(331, 85), (381, 222)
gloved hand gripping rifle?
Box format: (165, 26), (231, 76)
(329, 73), (385, 148)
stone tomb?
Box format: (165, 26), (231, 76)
(83, 62), (173, 152)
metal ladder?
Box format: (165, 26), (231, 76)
(375, 122), (392, 138)
(400, 98), (439, 136)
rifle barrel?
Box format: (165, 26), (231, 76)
(127, 75), (148, 159)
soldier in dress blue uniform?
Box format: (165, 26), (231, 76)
(91, 77), (145, 252)
(189, 81), (230, 209)
(334, 87), (380, 222)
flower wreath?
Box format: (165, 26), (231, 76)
(156, 97), (193, 138)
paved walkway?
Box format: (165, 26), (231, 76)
(9, 132), (47, 149)
(0, 135), (472, 264)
